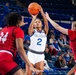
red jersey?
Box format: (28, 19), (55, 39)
(0, 26), (24, 57)
(68, 29), (76, 61)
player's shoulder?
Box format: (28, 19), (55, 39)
(15, 27), (22, 30)
(68, 29), (76, 34)
(13, 27), (24, 35)
(15, 27), (23, 32)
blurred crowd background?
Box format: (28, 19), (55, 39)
(0, 0), (76, 75)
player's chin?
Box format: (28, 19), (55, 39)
(37, 27), (42, 28)
(37, 25), (42, 28)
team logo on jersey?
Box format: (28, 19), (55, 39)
(0, 32), (9, 43)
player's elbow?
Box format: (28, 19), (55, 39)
(18, 47), (23, 51)
(16, 44), (23, 51)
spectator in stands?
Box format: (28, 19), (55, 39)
(67, 46), (72, 53)
(49, 34), (56, 44)
(67, 59), (74, 68)
(58, 34), (67, 52)
(48, 32), (62, 55)
(70, 55), (75, 66)
(47, 28), (55, 43)
(53, 39), (62, 55)
(49, 44), (58, 56)
(50, 28), (55, 34)
(66, 52), (75, 68)
(58, 34), (69, 52)
(64, 51), (71, 63)
(3, 2), (10, 16)
(44, 47), (52, 62)
(54, 55), (67, 68)
(50, 28), (55, 36)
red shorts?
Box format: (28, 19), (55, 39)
(0, 52), (20, 75)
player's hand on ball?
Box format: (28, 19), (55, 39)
(39, 5), (44, 13)
(31, 14), (37, 19)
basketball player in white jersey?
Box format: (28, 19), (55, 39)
(26, 6), (48, 75)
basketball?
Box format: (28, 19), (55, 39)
(28, 2), (40, 15)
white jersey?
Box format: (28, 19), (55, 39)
(29, 29), (47, 52)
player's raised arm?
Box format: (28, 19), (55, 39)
(45, 12), (68, 35)
(40, 6), (49, 35)
(28, 15), (37, 36)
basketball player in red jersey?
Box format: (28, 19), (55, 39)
(45, 12), (76, 75)
(0, 12), (41, 75)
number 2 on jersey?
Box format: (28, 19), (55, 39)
(37, 38), (42, 45)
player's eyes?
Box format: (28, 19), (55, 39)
(35, 21), (37, 23)
(38, 21), (40, 23)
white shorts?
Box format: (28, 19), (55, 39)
(75, 72), (76, 75)
(27, 51), (45, 64)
